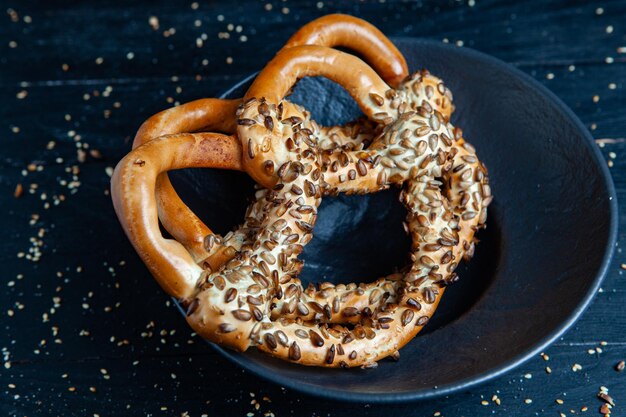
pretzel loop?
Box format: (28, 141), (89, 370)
(133, 99), (242, 263)
(283, 14), (408, 87)
(112, 133), (242, 299)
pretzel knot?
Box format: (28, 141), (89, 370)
(111, 16), (491, 368)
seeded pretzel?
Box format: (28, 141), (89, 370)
(236, 46), (482, 326)
(133, 14), (409, 267)
(233, 45), (489, 331)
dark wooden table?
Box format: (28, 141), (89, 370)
(2, 1), (625, 415)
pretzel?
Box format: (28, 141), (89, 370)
(132, 14), (409, 267)
(111, 46), (490, 367)
(111, 23), (490, 367)
(232, 45), (489, 333)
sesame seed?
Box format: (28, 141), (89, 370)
(149, 16), (159, 30)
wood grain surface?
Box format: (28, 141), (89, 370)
(1, 0), (625, 415)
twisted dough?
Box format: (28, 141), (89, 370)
(112, 21), (491, 368)
(246, 47), (484, 326)
(180, 46), (490, 366)
(133, 14), (409, 270)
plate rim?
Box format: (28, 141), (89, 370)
(185, 38), (618, 403)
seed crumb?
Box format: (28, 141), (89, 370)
(149, 16), (159, 30)
(598, 390), (615, 406)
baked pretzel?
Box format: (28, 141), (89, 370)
(132, 14), (409, 268)
(233, 45), (489, 333)
(235, 46), (476, 326)
(111, 38), (490, 366)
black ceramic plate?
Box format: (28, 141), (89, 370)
(169, 39), (617, 402)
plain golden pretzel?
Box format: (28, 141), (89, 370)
(132, 14), (410, 268)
